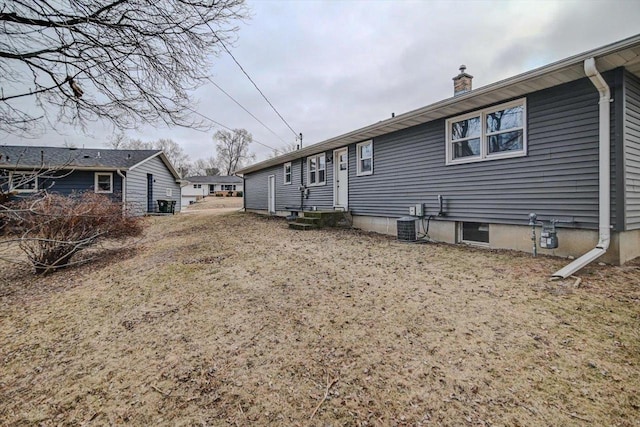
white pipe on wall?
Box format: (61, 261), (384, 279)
(552, 57), (611, 278)
(117, 169), (127, 213)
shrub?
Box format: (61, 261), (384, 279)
(3, 192), (142, 274)
(236, 191), (243, 197)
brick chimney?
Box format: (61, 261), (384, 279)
(453, 65), (473, 96)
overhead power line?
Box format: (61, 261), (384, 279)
(185, 106), (277, 151)
(206, 77), (289, 145)
(216, 39), (300, 140)
(188, 4), (297, 150)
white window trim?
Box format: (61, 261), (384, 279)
(283, 162), (292, 185)
(9, 172), (38, 193)
(458, 222), (490, 247)
(306, 153), (326, 187)
(94, 172), (113, 194)
(332, 147), (349, 209)
(356, 140), (374, 176)
(445, 98), (527, 166)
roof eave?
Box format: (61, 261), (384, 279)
(237, 33), (640, 175)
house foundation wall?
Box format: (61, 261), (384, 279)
(351, 214), (639, 265)
(245, 209), (638, 265)
(245, 208), (290, 217)
(618, 229), (640, 264)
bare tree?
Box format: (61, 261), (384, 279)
(106, 132), (128, 149)
(0, 0), (247, 136)
(155, 139), (191, 177)
(269, 142), (298, 158)
(62, 140), (77, 149)
(215, 129), (255, 175)
(192, 157), (220, 176)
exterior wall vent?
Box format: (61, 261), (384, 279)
(397, 217), (417, 242)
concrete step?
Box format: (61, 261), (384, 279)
(296, 217), (321, 225)
(302, 211), (342, 219)
(289, 222), (319, 231)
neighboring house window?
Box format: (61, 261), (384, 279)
(307, 153), (326, 186)
(166, 188), (172, 197)
(193, 184), (201, 189)
(284, 162), (292, 184)
(9, 172), (38, 193)
(446, 98), (526, 165)
(94, 172), (113, 193)
(222, 184), (236, 191)
(357, 140), (373, 176)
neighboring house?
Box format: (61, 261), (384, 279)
(0, 146), (181, 214)
(237, 34), (640, 271)
(180, 175), (243, 207)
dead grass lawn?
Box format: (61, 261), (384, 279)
(0, 210), (638, 426)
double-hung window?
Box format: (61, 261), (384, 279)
(307, 153), (326, 186)
(446, 98), (526, 165)
(95, 172), (113, 193)
(10, 172), (38, 193)
(357, 140), (373, 176)
(283, 162), (292, 185)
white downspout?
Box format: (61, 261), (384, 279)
(552, 57), (611, 278)
(117, 169), (127, 214)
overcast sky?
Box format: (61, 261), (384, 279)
(3, 0), (640, 165)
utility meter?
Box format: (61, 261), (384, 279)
(540, 223), (558, 249)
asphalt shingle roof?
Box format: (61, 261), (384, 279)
(0, 145), (161, 169)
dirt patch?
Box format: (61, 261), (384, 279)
(0, 211), (638, 426)
(183, 195), (243, 211)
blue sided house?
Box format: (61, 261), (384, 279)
(0, 145), (181, 214)
(237, 35), (640, 276)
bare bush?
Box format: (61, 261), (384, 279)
(2, 192), (142, 275)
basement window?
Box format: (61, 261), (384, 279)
(446, 98), (526, 165)
(460, 222), (489, 245)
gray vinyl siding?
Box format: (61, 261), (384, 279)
(3, 169), (123, 200)
(41, 170), (123, 199)
(244, 165), (277, 210)
(304, 151), (334, 210)
(624, 71), (640, 229)
(348, 73), (619, 230)
(126, 156), (180, 214)
(279, 159), (303, 209)
(245, 156), (333, 211)
(244, 72), (623, 230)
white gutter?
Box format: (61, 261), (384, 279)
(552, 57), (611, 278)
(116, 169), (127, 213)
